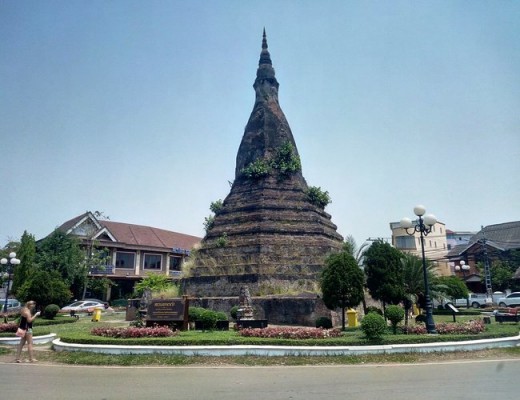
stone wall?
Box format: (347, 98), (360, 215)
(190, 295), (341, 327)
(183, 273), (321, 298)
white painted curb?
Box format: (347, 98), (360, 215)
(0, 333), (57, 346)
(52, 334), (520, 356)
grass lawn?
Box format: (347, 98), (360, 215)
(1, 311), (519, 366)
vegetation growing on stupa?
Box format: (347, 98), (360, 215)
(240, 141), (301, 180)
(306, 186), (331, 209)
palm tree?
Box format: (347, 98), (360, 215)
(401, 253), (437, 325)
(343, 235), (370, 313)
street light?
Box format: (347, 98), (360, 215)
(455, 260), (470, 308)
(455, 260), (470, 279)
(1, 252), (20, 316)
(400, 205), (437, 334)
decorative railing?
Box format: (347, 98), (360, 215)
(172, 247), (190, 256)
(90, 265), (115, 275)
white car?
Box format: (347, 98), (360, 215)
(449, 293), (490, 308)
(60, 300), (106, 313)
(1, 298), (22, 312)
(497, 292), (520, 307)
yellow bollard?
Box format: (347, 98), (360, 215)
(91, 307), (102, 322)
(346, 308), (358, 327)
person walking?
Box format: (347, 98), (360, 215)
(15, 300), (41, 363)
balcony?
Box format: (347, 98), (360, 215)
(90, 265), (115, 275)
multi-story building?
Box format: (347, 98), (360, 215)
(56, 212), (201, 300)
(446, 230), (475, 251)
(390, 220), (450, 276)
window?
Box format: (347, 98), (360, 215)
(395, 236), (416, 249)
(144, 254), (162, 270)
(115, 252), (135, 269)
(170, 256), (182, 271)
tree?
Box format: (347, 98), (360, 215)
(364, 240), (405, 306)
(385, 305), (405, 334)
(11, 231), (37, 295)
(134, 273), (177, 298)
(36, 229), (85, 298)
(489, 260), (515, 292)
(82, 245), (111, 300)
(434, 276), (469, 302)
(87, 276), (114, 301)
(343, 235), (370, 312)
(320, 251), (365, 330)
(16, 269), (72, 308)
(400, 253), (437, 323)
(342, 235), (369, 266)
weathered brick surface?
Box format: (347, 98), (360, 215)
(184, 33), (343, 314)
(190, 295), (341, 326)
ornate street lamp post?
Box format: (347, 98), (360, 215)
(400, 205), (437, 334)
(455, 260), (470, 279)
(455, 260), (470, 308)
(1, 252), (20, 316)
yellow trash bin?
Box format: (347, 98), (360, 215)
(412, 304), (420, 316)
(346, 308), (358, 327)
(91, 307), (102, 322)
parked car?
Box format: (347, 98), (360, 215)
(497, 292), (520, 307)
(434, 293), (489, 309)
(60, 300), (106, 313)
(1, 298), (22, 312)
(448, 293), (490, 308)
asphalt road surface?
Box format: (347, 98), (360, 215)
(1, 359), (518, 400)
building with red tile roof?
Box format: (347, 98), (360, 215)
(57, 212), (201, 299)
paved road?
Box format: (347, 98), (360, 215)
(1, 359), (518, 399)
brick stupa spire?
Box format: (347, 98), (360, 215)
(185, 31), (343, 297)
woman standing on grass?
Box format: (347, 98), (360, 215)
(15, 300), (40, 363)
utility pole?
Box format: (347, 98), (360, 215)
(479, 226), (493, 299)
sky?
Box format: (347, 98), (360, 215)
(1, 1), (519, 249)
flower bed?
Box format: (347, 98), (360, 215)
(91, 326), (177, 338)
(0, 322), (17, 333)
(239, 326), (342, 339)
(401, 319), (485, 335)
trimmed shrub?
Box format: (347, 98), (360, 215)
(230, 305), (239, 320)
(361, 312), (387, 341)
(315, 316), (333, 329)
(365, 306), (383, 316)
(188, 307), (206, 322)
(385, 305), (405, 334)
(43, 304), (60, 320)
(198, 309), (219, 330)
(215, 311), (228, 321)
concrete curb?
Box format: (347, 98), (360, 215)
(0, 334), (57, 346)
(52, 334), (520, 356)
